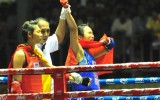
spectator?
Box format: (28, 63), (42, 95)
(132, 6), (148, 61)
(111, 9), (133, 62)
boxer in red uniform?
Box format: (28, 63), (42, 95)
(8, 20), (46, 93)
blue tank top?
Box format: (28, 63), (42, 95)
(70, 50), (100, 91)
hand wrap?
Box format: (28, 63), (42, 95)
(60, 5), (71, 19)
(70, 72), (82, 84)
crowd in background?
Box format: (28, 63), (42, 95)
(0, 0), (160, 69)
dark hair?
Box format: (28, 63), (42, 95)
(78, 24), (88, 36)
(21, 20), (38, 42)
(35, 17), (49, 25)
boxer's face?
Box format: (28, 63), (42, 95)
(28, 25), (42, 44)
(82, 26), (94, 41)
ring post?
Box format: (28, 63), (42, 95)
(53, 69), (67, 100)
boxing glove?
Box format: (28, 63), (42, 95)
(105, 38), (115, 51)
(60, 0), (69, 8)
(70, 73), (91, 86)
(82, 77), (91, 86)
(11, 81), (22, 94)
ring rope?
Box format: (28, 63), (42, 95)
(0, 61), (160, 75)
(66, 88), (160, 98)
(2, 76), (160, 84)
(94, 95), (160, 100)
(1, 88), (160, 99)
(100, 77), (160, 84)
(1, 61), (160, 99)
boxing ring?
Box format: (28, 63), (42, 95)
(0, 61), (160, 100)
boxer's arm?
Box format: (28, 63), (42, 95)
(66, 73), (91, 86)
(65, 8), (84, 63)
(11, 50), (25, 93)
(51, 73), (91, 86)
(55, 0), (71, 45)
(89, 38), (115, 59)
(55, 11), (66, 45)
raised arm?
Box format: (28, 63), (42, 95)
(55, 16), (66, 44)
(65, 7), (84, 62)
(60, 0), (91, 86)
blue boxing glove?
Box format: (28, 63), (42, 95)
(105, 38), (115, 51)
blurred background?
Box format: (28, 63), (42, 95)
(0, 0), (160, 94)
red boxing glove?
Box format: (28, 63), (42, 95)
(11, 81), (22, 94)
(60, 0), (69, 8)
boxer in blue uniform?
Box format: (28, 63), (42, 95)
(65, 23), (114, 100)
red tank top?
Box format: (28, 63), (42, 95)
(8, 44), (43, 93)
